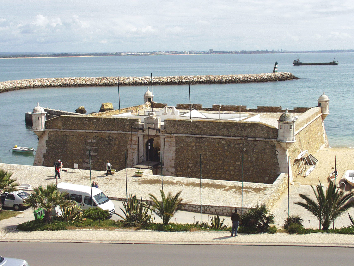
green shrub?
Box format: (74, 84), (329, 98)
(18, 219), (67, 231)
(287, 223), (304, 234)
(83, 208), (110, 221)
(240, 204), (274, 234)
(147, 223), (204, 232)
(118, 195), (152, 228)
(60, 201), (83, 222)
(268, 225), (277, 234)
(210, 215), (227, 230)
(284, 215), (303, 230)
(73, 219), (116, 228)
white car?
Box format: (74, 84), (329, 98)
(0, 191), (30, 211)
(0, 256), (29, 266)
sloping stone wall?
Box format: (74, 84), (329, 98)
(173, 136), (280, 183)
(42, 130), (130, 171)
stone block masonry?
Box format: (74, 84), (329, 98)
(0, 72), (298, 93)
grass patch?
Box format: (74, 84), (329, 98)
(0, 210), (19, 221)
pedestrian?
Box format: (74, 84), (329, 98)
(54, 159), (62, 179)
(231, 207), (240, 237)
(106, 160), (112, 176)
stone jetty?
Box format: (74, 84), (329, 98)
(0, 72), (297, 93)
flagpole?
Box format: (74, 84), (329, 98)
(118, 77), (120, 112)
(189, 83), (191, 120)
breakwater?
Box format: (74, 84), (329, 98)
(0, 72), (297, 93)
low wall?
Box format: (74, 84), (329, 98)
(0, 72), (298, 93)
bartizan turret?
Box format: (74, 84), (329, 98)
(144, 88), (154, 103)
(277, 109), (296, 144)
(318, 93), (329, 119)
(32, 103), (46, 136)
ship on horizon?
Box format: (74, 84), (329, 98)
(293, 59), (338, 66)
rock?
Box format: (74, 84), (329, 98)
(99, 103), (114, 112)
(75, 106), (87, 114)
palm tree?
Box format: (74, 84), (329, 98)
(295, 181), (354, 230)
(26, 184), (68, 223)
(149, 190), (182, 225)
(0, 169), (18, 212)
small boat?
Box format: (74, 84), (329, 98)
(342, 170), (354, 186)
(12, 145), (35, 153)
(293, 59), (338, 66)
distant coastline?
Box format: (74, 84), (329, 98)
(1, 49), (353, 59)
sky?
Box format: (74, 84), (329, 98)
(1, 0), (354, 53)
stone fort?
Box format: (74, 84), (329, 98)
(31, 91), (330, 184)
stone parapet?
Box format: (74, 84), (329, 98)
(164, 119), (278, 139)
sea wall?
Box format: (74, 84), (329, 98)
(0, 72), (297, 93)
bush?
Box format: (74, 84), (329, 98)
(284, 215), (303, 230)
(210, 215), (227, 230)
(60, 201), (83, 222)
(118, 195), (152, 228)
(240, 204), (274, 234)
(18, 219), (67, 231)
(83, 208), (110, 221)
(287, 223), (304, 234)
(268, 225), (277, 234)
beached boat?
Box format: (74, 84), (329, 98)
(342, 170), (354, 186)
(293, 59), (338, 66)
(12, 145), (35, 154)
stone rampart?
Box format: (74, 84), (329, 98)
(46, 115), (140, 132)
(0, 72), (298, 93)
(164, 119), (278, 139)
(172, 136), (280, 183)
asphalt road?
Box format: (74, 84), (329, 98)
(1, 242), (354, 266)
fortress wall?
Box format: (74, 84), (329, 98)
(42, 130), (130, 171)
(286, 108), (328, 178)
(176, 104), (203, 110)
(46, 115), (140, 132)
(0, 72), (298, 93)
(172, 136), (280, 184)
(164, 119), (278, 139)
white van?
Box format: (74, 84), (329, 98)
(57, 182), (115, 216)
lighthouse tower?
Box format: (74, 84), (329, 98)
(318, 93), (329, 119)
(32, 103), (46, 134)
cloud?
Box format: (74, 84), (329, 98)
(1, 0), (354, 52)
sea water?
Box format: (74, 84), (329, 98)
(0, 52), (353, 165)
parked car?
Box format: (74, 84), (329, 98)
(0, 191), (30, 211)
(0, 255), (29, 266)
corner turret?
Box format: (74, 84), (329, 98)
(32, 103), (46, 133)
(318, 93), (329, 119)
(277, 109), (296, 143)
(144, 88), (154, 103)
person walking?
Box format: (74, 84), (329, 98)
(231, 208), (240, 237)
(106, 160), (112, 176)
(54, 159), (62, 179)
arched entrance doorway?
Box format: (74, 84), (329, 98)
(146, 138), (160, 162)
